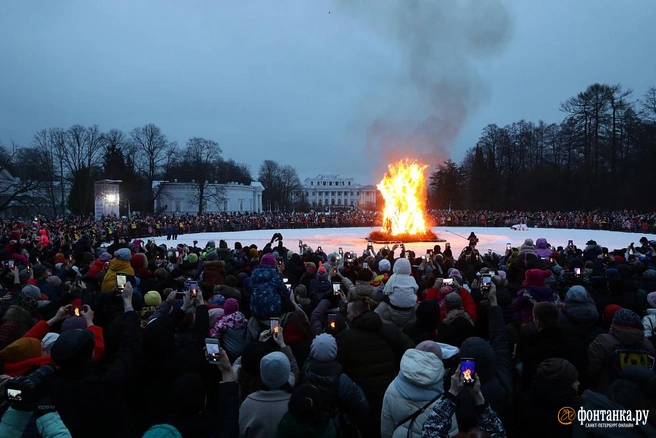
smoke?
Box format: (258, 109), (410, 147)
(340, 0), (513, 176)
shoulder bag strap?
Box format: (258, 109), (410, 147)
(395, 393), (442, 430)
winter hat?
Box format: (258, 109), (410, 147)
(415, 340), (443, 360)
(436, 342), (460, 360)
(219, 240), (228, 249)
(294, 284), (308, 298)
(130, 253), (148, 270)
(187, 253), (199, 264)
(448, 268), (463, 283)
(143, 424), (182, 438)
(536, 358), (579, 386)
(378, 259), (391, 273)
(249, 248), (259, 258)
(647, 292), (656, 309)
(223, 298), (239, 316)
(520, 239), (535, 251)
(0, 337), (42, 362)
(51, 329), (95, 369)
(61, 317), (88, 333)
(206, 251), (218, 261)
(354, 284), (373, 298)
(0, 322), (21, 346)
(445, 292), (463, 310)
(99, 252), (112, 262)
(21, 285), (41, 300)
(495, 271), (507, 282)
(565, 285), (589, 303)
(305, 262), (317, 275)
(643, 270), (656, 281)
(310, 333), (338, 362)
(32, 264), (48, 279)
(260, 351), (291, 390)
(523, 269), (552, 287)
(144, 291), (162, 307)
(605, 268), (620, 280)
(612, 308), (643, 330)
(54, 253), (66, 265)
(114, 248), (131, 261)
(16, 292), (38, 314)
(42, 332), (60, 355)
(46, 275), (62, 287)
(604, 304), (622, 322)
(209, 294), (226, 306)
(316, 266), (329, 281)
(259, 253), (277, 268)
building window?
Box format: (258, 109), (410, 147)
(174, 201), (180, 212)
(348, 181), (351, 185)
(310, 181), (313, 185)
(331, 199), (335, 205)
(329, 181), (332, 186)
(323, 182), (326, 186)
(357, 192), (360, 196)
(338, 199), (342, 205)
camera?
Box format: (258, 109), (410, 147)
(5, 365), (55, 402)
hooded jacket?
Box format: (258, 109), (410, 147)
(381, 349), (458, 438)
(383, 258), (418, 308)
(535, 238), (553, 259)
(100, 259), (135, 293)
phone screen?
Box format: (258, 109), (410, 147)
(363, 262), (369, 268)
(269, 318), (279, 335)
(116, 274), (127, 289)
(332, 283), (340, 294)
(189, 282), (198, 298)
(74, 307), (81, 317)
(328, 314), (337, 330)
(443, 278), (454, 286)
(482, 275), (491, 285)
(506, 243), (511, 251)
(6, 388), (22, 401)
(461, 359), (475, 384)
(574, 267), (581, 276)
(7, 260), (14, 269)
(205, 339), (220, 362)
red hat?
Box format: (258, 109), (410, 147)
(10, 231), (21, 240)
(523, 269), (552, 287)
(604, 304), (622, 322)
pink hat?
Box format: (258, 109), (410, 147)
(224, 298), (239, 316)
(415, 340), (443, 360)
(260, 253), (277, 268)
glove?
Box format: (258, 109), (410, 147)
(34, 396), (57, 419)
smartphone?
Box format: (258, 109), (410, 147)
(363, 262), (369, 269)
(549, 257), (554, 264)
(6, 388), (22, 401)
(27, 264), (32, 272)
(175, 290), (187, 299)
(574, 267), (581, 276)
(461, 358), (475, 385)
(506, 243), (511, 251)
(205, 338), (221, 364)
(175, 250), (180, 258)
(69, 254), (73, 262)
(338, 247), (343, 255)
(332, 283), (341, 294)
(405, 251), (411, 258)
(7, 260), (14, 269)
(443, 278), (454, 286)
(277, 258), (283, 267)
(568, 240), (573, 247)
(427, 249), (433, 256)
(482, 274), (492, 289)
(283, 277), (289, 283)
(189, 281), (198, 298)
(269, 317), (280, 335)
(328, 314), (337, 330)
(116, 273), (127, 290)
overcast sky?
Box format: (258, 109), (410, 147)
(1, 1), (655, 185)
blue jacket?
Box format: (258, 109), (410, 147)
(0, 407), (72, 437)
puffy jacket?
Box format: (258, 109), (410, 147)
(381, 349), (457, 438)
(100, 259), (135, 293)
(201, 260), (226, 291)
(0, 408), (72, 438)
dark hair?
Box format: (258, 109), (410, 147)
(533, 302), (559, 329)
(288, 384), (326, 423)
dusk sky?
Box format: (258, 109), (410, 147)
(1, 1), (655, 184)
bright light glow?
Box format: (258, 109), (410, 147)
(106, 194), (119, 204)
(377, 159), (428, 236)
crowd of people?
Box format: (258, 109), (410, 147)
(6, 208), (656, 244)
(0, 221), (655, 437)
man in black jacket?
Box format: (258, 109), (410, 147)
(337, 299), (414, 437)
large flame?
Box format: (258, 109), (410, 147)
(377, 159), (429, 236)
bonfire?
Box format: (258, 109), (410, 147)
(368, 159), (438, 243)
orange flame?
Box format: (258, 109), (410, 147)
(377, 159), (429, 236)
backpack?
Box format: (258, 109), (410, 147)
(608, 347), (655, 383)
(249, 268), (283, 319)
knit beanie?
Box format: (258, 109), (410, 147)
(187, 253), (199, 264)
(495, 270), (507, 282)
(415, 340), (443, 360)
(51, 329), (95, 368)
(612, 308), (643, 330)
(445, 292), (463, 310)
(46, 275), (62, 287)
(143, 424), (183, 438)
(448, 269), (463, 283)
(316, 266), (329, 282)
(536, 358), (579, 386)
(144, 291), (162, 307)
(378, 259), (391, 273)
(21, 285), (41, 300)
(520, 239), (535, 251)
(32, 264), (48, 279)
(260, 351), (291, 390)
(0, 337), (42, 362)
(605, 268), (620, 280)
(647, 292), (656, 309)
(259, 253), (277, 268)
(604, 304), (622, 322)
(565, 285), (589, 303)
(206, 251), (219, 261)
(42, 332), (60, 355)
(209, 294), (226, 306)
(305, 262), (317, 274)
(99, 252), (112, 262)
(523, 269), (552, 287)
(61, 317), (88, 333)
(223, 298), (239, 316)
(114, 248), (132, 261)
(354, 284), (373, 298)
(310, 333), (338, 362)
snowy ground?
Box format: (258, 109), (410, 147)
(138, 226), (656, 256)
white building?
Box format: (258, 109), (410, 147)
(153, 180), (264, 214)
(299, 174), (378, 210)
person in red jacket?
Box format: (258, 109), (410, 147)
(426, 284), (478, 324)
(0, 304), (104, 377)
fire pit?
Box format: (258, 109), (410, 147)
(368, 159), (440, 243)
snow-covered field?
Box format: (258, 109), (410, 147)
(139, 226), (656, 256)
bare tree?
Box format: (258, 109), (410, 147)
(182, 137), (222, 214)
(258, 160), (302, 211)
(129, 124), (176, 212)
